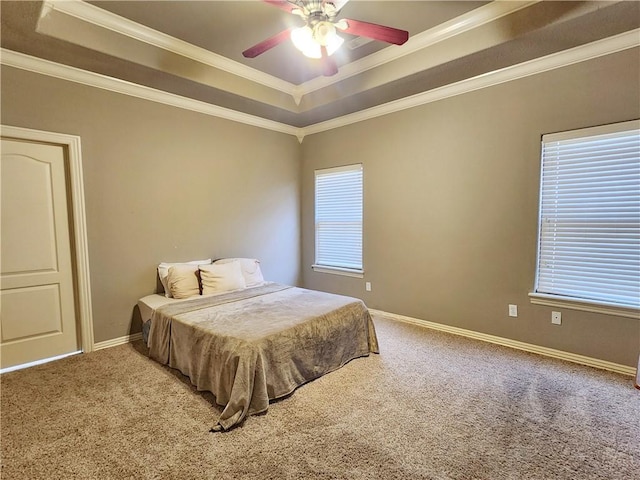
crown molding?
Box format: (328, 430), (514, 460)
(296, 0), (540, 96)
(2, 29), (638, 143)
(302, 29), (640, 138)
(0, 48), (301, 138)
(40, 0), (298, 96)
(40, 0), (541, 107)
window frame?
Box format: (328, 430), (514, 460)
(312, 163), (364, 278)
(530, 119), (640, 318)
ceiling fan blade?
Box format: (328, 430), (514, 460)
(340, 18), (409, 45)
(262, 0), (298, 13)
(242, 28), (292, 58)
(320, 46), (338, 77)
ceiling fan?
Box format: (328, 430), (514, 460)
(242, 0), (409, 77)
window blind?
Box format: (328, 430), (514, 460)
(315, 164), (363, 271)
(535, 121), (640, 308)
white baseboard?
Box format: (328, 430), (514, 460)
(370, 309), (637, 377)
(93, 332), (142, 351)
(91, 313), (635, 377)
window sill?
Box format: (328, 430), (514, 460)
(529, 293), (639, 319)
(312, 265), (364, 278)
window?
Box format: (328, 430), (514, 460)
(313, 164), (363, 277)
(533, 120), (640, 311)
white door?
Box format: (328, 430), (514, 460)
(1, 138), (79, 369)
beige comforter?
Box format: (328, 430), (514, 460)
(147, 283), (379, 431)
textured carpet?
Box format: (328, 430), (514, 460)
(1, 315), (638, 479)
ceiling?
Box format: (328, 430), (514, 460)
(1, 1), (639, 138)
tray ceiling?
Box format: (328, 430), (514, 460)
(1, 1), (639, 138)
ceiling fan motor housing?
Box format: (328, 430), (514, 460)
(302, 1), (340, 47)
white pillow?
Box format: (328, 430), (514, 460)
(200, 261), (246, 294)
(167, 264), (200, 299)
(158, 258), (211, 298)
(214, 258), (264, 286)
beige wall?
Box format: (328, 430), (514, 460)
(2, 47), (638, 366)
(301, 48), (640, 367)
(1, 66), (301, 343)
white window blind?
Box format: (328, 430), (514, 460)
(535, 120), (640, 309)
(314, 164), (363, 272)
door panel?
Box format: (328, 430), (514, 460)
(1, 285), (63, 342)
(1, 154), (58, 274)
(1, 139), (79, 369)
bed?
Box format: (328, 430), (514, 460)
(138, 279), (379, 431)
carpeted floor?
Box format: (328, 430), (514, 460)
(1, 315), (638, 479)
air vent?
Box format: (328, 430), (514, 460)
(346, 36), (373, 50)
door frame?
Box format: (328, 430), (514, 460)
(1, 125), (94, 353)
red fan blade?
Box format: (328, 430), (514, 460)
(320, 46), (338, 76)
(242, 28), (292, 58)
(341, 18), (409, 45)
(262, 0), (298, 13)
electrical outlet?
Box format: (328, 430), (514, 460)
(365, 282), (371, 292)
(509, 304), (518, 317)
(551, 311), (562, 325)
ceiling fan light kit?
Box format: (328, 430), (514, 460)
(243, 0), (409, 76)
(291, 22), (344, 59)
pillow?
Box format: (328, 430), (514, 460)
(158, 258), (211, 298)
(214, 258), (264, 286)
(200, 261), (246, 294)
(167, 264), (200, 299)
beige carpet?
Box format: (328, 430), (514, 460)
(2, 315), (638, 479)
